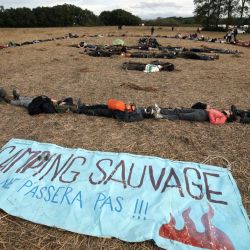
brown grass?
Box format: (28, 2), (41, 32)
(0, 26), (250, 250)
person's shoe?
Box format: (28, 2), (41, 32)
(154, 103), (161, 114)
(154, 113), (163, 119)
(12, 89), (19, 100)
(146, 106), (154, 115)
(214, 54), (219, 59)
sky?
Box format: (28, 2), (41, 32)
(0, 0), (195, 19)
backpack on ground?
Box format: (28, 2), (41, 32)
(27, 95), (56, 115)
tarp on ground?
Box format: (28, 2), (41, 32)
(112, 39), (124, 45)
(0, 138), (249, 250)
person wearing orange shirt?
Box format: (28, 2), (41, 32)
(77, 99), (152, 122)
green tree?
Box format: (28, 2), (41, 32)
(214, 0), (225, 27)
(99, 11), (112, 25)
(194, 0), (216, 27)
(224, 0), (239, 27)
(238, 0), (250, 25)
(100, 9), (141, 25)
(0, 4), (99, 27)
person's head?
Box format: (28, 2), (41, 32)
(126, 103), (136, 112)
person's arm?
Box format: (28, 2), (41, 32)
(208, 109), (227, 125)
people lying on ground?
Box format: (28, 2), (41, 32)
(178, 51), (219, 60)
(8, 90), (77, 115)
(77, 98), (153, 122)
(122, 61), (175, 72)
(151, 103), (236, 125)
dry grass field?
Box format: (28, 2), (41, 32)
(0, 26), (250, 249)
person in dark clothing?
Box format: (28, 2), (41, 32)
(128, 51), (176, 59)
(87, 45), (127, 57)
(240, 112), (250, 123)
(151, 26), (155, 36)
(190, 47), (239, 55)
(8, 90), (77, 115)
(154, 106), (209, 122)
(231, 105), (250, 124)
(122, 61), (175, 71)
(138, 37), (160, 49)
(178, 51), (219, 60)
(77, 99), (153, 122)
(233, 28), (238, 41)
(151, 103), (236, 124)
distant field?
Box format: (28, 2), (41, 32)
(0, 26), (250, 44)
(0, 26), (249, 250)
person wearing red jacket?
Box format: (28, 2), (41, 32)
(152, 103), (236, 125)
(207, 109), (231, 125)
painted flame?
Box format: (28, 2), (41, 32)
(159, 205), (234, 250)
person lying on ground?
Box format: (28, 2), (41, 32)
(68, 33), (79, 38)
(126, 51), (176, 59)
(138, 37), (160, 50)
(234, 40), (250, 47)
(69, 41), (88, 48)
(151, 103), (236, 125)
(159, 46), (184, 53)
(190, 46), (240, 54)
(177, 51), (219, 60)
(192, 102), (249, 124)
(9, 89), (77, 115)
(86, 45), (127, 57)
(77, 98), (153, 122)
(122, 61), (175, 72)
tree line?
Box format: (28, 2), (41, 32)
(144, 17), (197, 27)
(0, 5), (141, 27)
(194, 0), (250, 29)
